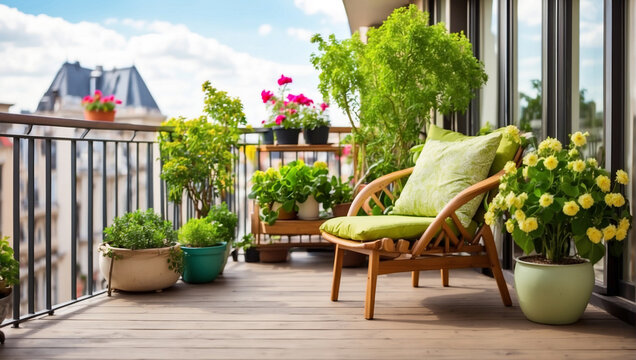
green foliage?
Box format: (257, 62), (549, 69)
(159, 81), (246, 218)
(312, 5), (487, 181)
(486, 134), (632, 264)
(0, 236), (19, 288)
(234, 234), (255, 250)
(103, 209), (177, 250)
(248, 160), (331, 225)
(300, 105), (330, 130)
(205, 202), (238, 244)
(179, 217), (225, 248)
(322, 176), (354, 210)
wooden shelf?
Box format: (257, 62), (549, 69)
(257, 144), (341, 153)
(258, 219), (328, 235)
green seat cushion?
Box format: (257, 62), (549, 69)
(427, 124), (520, 176)
(320, 215), (477, 241)
(391, 131), (502, 227)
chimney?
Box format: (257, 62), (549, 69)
(90, 65), (104, 94)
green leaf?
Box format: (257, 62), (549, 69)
(572, 216), (589, 236)
(512, 228), (535, 254)
(561, 182), (579, 197)
(575, 237), (605, 264)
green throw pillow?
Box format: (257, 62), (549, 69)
(427, 124), (520, 175)
(391, 131), (502, 227)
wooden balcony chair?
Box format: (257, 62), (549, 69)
(320, 125), (525, 319)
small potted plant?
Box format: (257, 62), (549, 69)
(302, 102), (331, 144)
(98, 209), (181, 294)
(206, 203), (238, 273)
(0, 236), (19, 342)
(249, 167), (297, 225)
(235, 234), (259, 263)
(485, 132), (632, 324)
(323, 175), (354, 217)
(179, 218), (227, 283)
(82, 90), (122, 122)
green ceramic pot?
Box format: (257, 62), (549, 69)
(181, 242), (227, 284)
(514, 256), (594, 325)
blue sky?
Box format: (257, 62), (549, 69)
(0, 0), (350, 123)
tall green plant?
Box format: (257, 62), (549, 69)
(312, 5), (487, 181)
(159, 81), (246, 218)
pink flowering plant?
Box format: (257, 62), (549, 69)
(261, 75), (328, 129)
(301, 102), (331, 130)
(82, 90), (122, 112)
(485, 132), (632, 264)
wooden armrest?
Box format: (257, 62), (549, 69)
(348, 167), (414, 216)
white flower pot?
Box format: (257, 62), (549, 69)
(98, 243), (181, 292)
(297, 195), (320, 220)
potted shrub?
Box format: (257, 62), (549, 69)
(179, 218), (227, 283)
(302, 102), (331, 144)
(235, 234), (259, 263)
(99, 209), (181, 294)
(159, 81), (244, 270)
(290, 160), (331, 220)
(0, 236), (19, 342)
(82, 90), (121, 122)
(249, 167), (297, 225)
(323, 175), (354, 217)
(206, 203), (238, 273)
(485, 132), (632, 324)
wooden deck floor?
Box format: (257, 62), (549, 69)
(1, 251), (635, 359)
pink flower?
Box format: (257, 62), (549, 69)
(320, 103), (329, 112)
(261, 120), (266, 124)
(261, 90), (274, 103)
(342, 144), (352, 156)
(289, 108), (297, 115)
(291, 93), (313, 106)
(115, 99), (122, 105)
(270, 99), (276, 105)
(94, 89), (102, 97)
(284, 100), (290, 107)
(277, 74), (292, 86)
(286, 94), (297, 102)
(275, 114), (286, 125)
(82, 95), (93, 103)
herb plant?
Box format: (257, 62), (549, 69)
(0, 236), (19, 290)
(179, 218), (224, 248)
(205, 202), (238, 244)
(322, 176), (354, 210)
(103, 209), (177, 250)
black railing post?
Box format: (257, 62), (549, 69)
(115, 142), (119, 218)
(87, 141), (94, 295)
(126, 142), (131, 213)
(45, 139), (52, 314)
(71, 140), (77, 300)
(27, 138), (35, 314)
(102, 141), (107, 235)
(12, 137), (21, 326)
(147, 143), (153, 210)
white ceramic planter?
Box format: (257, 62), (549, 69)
(297, 195), (320, 220)
(98, 243), (181, 292)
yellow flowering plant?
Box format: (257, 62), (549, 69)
(485, 131), (632, 264)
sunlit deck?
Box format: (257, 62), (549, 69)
(1, 251), (635, 359)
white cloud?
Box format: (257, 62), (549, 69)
(293, 0), (347, 23)
(258, 24), (272, 36)
(579, 21), (603, 48)
(286, 27), (313, 42)
(516, 0), (541, 27)
(0, 5), (350, 125)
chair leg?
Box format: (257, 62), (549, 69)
(483, 226), (512, 306)
(441, 269), (449, 287)
(411, 271), (419, 287)
(331, 245), (345, 301)
(364, 251), (380, 320)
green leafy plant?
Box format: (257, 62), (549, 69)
(322, 176), (354, 210)
(0, 236), (19, 291)
(179, 218), (225, 248)
(485, 132), (632, 264)
(301, 103), (331, 130)
(249, 160), (332, 225)
(234, 234), (255, 251)
(159, 81), (246, 218)
(205, 202), (238, 244)
(312, 5), (487, 181)
(103, 209), (178, 250)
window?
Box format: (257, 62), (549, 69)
(479, 0), (498, 130)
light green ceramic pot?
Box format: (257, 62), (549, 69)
(514, 256), (594, 325)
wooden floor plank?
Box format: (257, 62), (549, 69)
(1, 251), (635, 359)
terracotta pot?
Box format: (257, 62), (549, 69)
(272, 202), (296, 220)
(259, 247), (289, 263)
(332, 202), (352, 217)
(98, 243), (181, 292)
(297, 195), (320, 220)
(84, 110), (115, 122)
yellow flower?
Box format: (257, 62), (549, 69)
(616, 228), (627, 241)
(587, 158), (598, 168)
(245, 124), (254, 131)
(514, 209), (526, 222)
(550, 139), (563, 152)
(613, 193), (625, 207)
(313, 161), (328, 169)
(539, 193), (554, 207)
(505, 192), (517, 208)
(619, 218), (631, 231)
(571, 131), (587, 147)
(514, 193), (528, 208)
(504, 161), (517, 174)
(616, 169), (629, 185)
(568, 148), (579, 158)
(499, 182), (507, 191)
(519, 217), (538, 233)
(522, 167), (529, 179)
(570, 160), (585, 172)
(586, 227), (602, 244)
(523, 153), (539, 167)
(602, 224), (617, 241)
(562, 201), (580, 216)
(505, 125), (521, 144)
(577, 193), (594, 209)
(505, 219), (515, 233)
(484, 210), (495, 226)
(544, 156), (558, 171)
(266, 167), (278, 176)
(596, 175), (611, 192)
